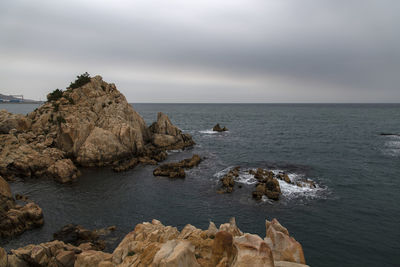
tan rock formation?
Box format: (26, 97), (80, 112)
(4, 218), (307, 267)
(153, 155), (202, 178)
(0, 75), (195, 183)
(232, 234), (275, 267)
(264, 219), (306, 264)
(149, 112), (195, 150)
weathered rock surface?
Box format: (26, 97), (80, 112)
(150, 112), (195, 150)
(153, 155), (202, 178)
(264, 219), (306, 264)
(3, 217), (307, 267)
(0, 176), (44, 238)
(0, 75), (195, 183)
(212, 124), (228, 132)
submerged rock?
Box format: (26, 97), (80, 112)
(4, 217), (306, 267)
(153, 154), (202, 178)
(0, 75), (195, 183)
(0, 176), (44, 238)
(213, 123), (228, 132)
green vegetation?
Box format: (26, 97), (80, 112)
(64, 94), (75, 105)
(127, 251), (135, 257)
(47, 89), (63, 102)
(69, 72), (91, 89)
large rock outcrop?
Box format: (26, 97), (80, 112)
(2, 218), (307, 267)
(0, 75), (194, 183)
(0, 176), (44, 238)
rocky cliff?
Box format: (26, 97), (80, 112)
(0, 75), (194, 183)
(0, 218), (308, 267)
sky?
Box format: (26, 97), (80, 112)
(0, 0), (399, 103)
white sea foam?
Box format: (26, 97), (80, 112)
(383, 139), (400, 156)
(199, 129), (217, 134)
(214, 167), (325, 199)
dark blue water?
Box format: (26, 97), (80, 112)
(1, 103), (400, 267)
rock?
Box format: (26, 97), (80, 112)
(232, 233), (275, 267)
(46, 159), (80, 183)
(211, 231), (235, 266)
(276, 173), (291, 184)
(75, 250), (112, 267)
(7, 217), (307, 267)
(112, 157), (138, 172)
(0, 176), (44, 238)
(213, 124), (228, 132)
(6, 240), (81, 267)
(265, 218), (306, 264)
(0, 75), (195, 182)
(153, 155), (202, 178)
(0, 247), (7, 267)
(150, 112), (195, 150)
(218, 167), (239, 193)
(219, 218), (243, 237)
(274, 261), (310, 267)
(152, 240), (200, 267)
(252, 177), (281, 201)
(53, 224), (106, 251)
(0, 110), (31, 134)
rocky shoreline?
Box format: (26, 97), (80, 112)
(1, 218), (308, 267)
(0, 74), (310, 266)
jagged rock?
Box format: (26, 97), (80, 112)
(211, 231), (235, 266)
(0, 176), (44, 238)
(0, 75), (195, 182)
(150, 112), (195, 150)
(276, 173), (292, 184)
(218, 167), (240, 193)
(265, 218), (306, 264)
(213, 124), (228, 132)
(112, 158), (139, 172)
(6, 240), (81, 267)
(152, 240), (200, 267)
(232, 233), (275, 267)
(153, 155), (202, 178)
(6, 217), (307, 267)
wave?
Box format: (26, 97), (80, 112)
(199, 129), (218, 134)
(214, 166), (326, 200)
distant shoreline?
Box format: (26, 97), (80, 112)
(0, 102), (43, 104)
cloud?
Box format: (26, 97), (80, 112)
(0, 0), (399, 102)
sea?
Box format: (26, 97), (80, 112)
(1, 103), (399, 267)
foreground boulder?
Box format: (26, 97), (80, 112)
(0, 74), (195, 183)
(0, 176), (44, 238)
(213, 123), (228, 132)
(153, 154), (202, 178)
(3, 218), (307, 266)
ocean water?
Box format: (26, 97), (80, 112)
(1, 103), (400, 267)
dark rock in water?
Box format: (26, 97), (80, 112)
(276, 173), (292, 184)
(218, 167), (239, 193)
(252, 178), (281, 201)
(53, 224), (114, 251)
(213, 123), (228, 132)
(112, 158), (139, 172)
(380, 133), (400, 136)
(153, 154), (202, 178)
(0, 176), (44, 238)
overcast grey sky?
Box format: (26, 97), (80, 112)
(1, 0), (399, 102)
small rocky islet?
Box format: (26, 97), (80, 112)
(0, 74), (310, 266)
(218, 167), (316, 201)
